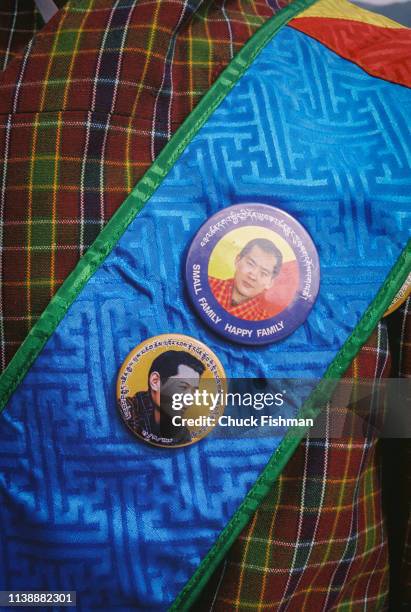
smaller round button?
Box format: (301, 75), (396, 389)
(117, 334), (226, 448)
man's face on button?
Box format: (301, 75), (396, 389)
(234, 245), (277, 300)
(159, 364), (201, 415)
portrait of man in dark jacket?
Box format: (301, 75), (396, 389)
(122, 350), (205, 446)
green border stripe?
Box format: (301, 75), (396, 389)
(0, 0), (317, 411)
(171, 242), (411, 611)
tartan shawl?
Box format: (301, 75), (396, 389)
(202, 303), (411, 610)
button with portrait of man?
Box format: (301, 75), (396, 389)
(117, 334), (226, 448)
(185, 203), (320, 345)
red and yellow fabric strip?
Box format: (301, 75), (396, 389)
(290, 0), (411, 88)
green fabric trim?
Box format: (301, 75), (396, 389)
(0, 0), (317, 411)
(171, 243), (411, 611)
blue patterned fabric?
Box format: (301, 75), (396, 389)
(1, 27), (410, 610)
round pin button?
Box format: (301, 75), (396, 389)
(384, 272), (411, 317)
(117, 334), (226, 448)
(185, 203), (320, 345)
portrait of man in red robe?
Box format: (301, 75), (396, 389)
(208, 238), (283, 321)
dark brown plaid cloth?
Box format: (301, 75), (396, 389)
(200, 301), (411, 610)
(0, 2), (41, 71)
(383, 298), (411, 610)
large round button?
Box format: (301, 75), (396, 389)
(185, 203), (320, 345)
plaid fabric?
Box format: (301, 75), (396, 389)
(199, 302), (411, 610)
(0, 0), (291, 371)
(209, 276), (270, 321)
(201, 322), (394, 610)
(383, 297), (411, 610)
(0, 2), (43, 72)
